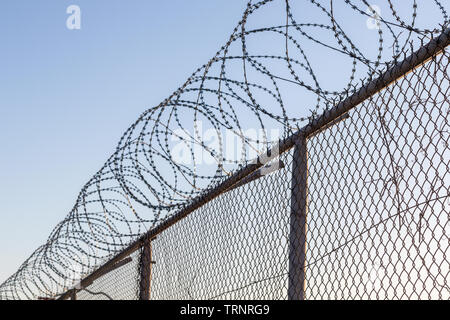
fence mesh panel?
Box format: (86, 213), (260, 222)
(150, 150), (293, 300)
(303, 50), (449, 300)
(76, 250), (140, 300)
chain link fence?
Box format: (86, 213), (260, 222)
(1, 1), (449, 301)
(65, 38), (449, 300)
(303, 49), (449, 300)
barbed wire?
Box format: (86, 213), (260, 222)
(0, 0), (448, 300)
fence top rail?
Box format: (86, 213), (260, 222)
(56, 27), (450, 300)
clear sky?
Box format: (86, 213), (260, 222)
(0, 0), (249, 284)
(0, 0), (446, 291)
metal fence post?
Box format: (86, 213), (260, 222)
(288, 135), (308, 300)
(139, 239), (154, 300)
(70, 289), (77, 300)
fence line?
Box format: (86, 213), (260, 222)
(1, 0), (449, 300)
(58, 27), (449, 300)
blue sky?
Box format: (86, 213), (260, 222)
(0, 0), (248, 284)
